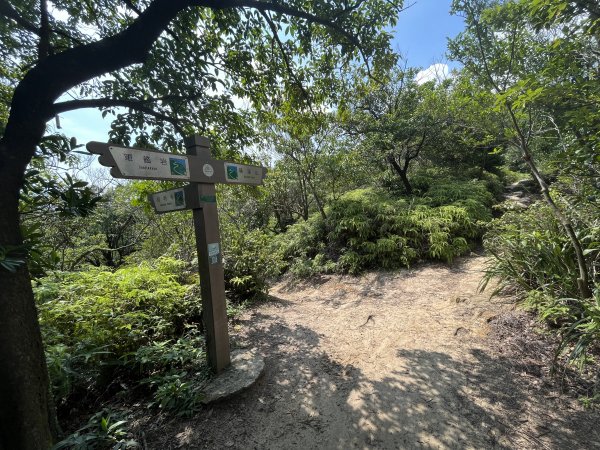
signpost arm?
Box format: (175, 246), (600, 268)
(185, 135), (231, 374)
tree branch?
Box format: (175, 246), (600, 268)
(121, 0), (180, 42)
(52, 98), (185, 135)
(233, 0), (376, 78)
(3, 0), (391, 172)
(39, 0), (51, 59)
(69, 241), (137, 270)
(258, 10), (312, 107)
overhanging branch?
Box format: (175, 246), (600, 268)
(52, 98), (185, 135)
(258, 10), (313, 107)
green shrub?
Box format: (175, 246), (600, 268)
(221, 224), (282, 302)
(555, 291), (600, 366)
(134, 331), (209, 416)
(276, 182), (492, 276)
(482, 199), (600, 366)
(53, 409), (138, 449)
(481, 203), (591, 299)
(34, 257), (205, 410)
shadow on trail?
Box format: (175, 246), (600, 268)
(149, 311), (600, 450)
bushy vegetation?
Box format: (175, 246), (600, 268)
(483, 193), (600, 365)
(53, 410), (138, 449)
(35, 257), (210, 417)
(277, 178), (493, 276)
(221, 221), (281, 302)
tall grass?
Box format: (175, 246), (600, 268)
(482, 200), (600, 368)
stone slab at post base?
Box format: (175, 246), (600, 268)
(200, 349), (265, 404)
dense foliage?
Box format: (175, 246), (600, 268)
(450, 0), (600, 368)
(35, 258), (210, 417)
(1, 0), (598, 445)
(277, 178), (494, 276)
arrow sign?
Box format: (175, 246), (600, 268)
(87, 141), (267, 186)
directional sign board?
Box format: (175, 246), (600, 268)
(149, 187), (188, 213)
(88, 137), (267, 375)
(148, 185), (218, 214)
(87, 141), (267, 185)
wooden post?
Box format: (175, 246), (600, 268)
(185, 135), (231, 374)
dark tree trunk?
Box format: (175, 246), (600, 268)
(387, 154), (413, 195)
(0, 138), (56, 449)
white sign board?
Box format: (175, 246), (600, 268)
(109, 146), (190, 180)
(151, 188), (187, 212)
(224, 162), (263, 184)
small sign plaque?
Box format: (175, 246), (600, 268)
(224, 162), (263, 184)
(208, 243), (220, 265)
(150, 187), (187, 213)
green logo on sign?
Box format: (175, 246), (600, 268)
(174, 190), (185, 206)
(226, 164), (238, 180)
(169, 157), (187, 176)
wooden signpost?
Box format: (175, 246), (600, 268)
(87, 136), (267, 374)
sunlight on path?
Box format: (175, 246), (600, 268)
(146, 256), (600, 450)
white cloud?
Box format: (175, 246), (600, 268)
(416, 63), (450, 85)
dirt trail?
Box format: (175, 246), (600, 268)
(145, 255), (600, 449)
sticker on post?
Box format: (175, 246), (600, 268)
(109, 146), (190, 180)
(203, 164), (214, 177)
(207, 243), (220, 265)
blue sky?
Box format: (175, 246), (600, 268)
(393, 0), (464, 69)
(57, 1), (464, 146)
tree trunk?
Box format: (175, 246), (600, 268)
(387, 154), (413, 195)
(0, 151), (56, 448)
(299, 177), (309, 220)
(305, 177), (327, 220)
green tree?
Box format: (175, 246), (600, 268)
(264, 110), (340, 220)
(431, 72), (506, 177)
(341, 66), (448, 194)
(0, 1), (402, 446)
(448, 0), (595, 298)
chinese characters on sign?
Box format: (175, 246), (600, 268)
(108, 146), (190, 180)
(224, 162), (263, 184)
(152, 188), (187, 213)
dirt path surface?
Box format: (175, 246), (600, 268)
(145, 255), (600, 449)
